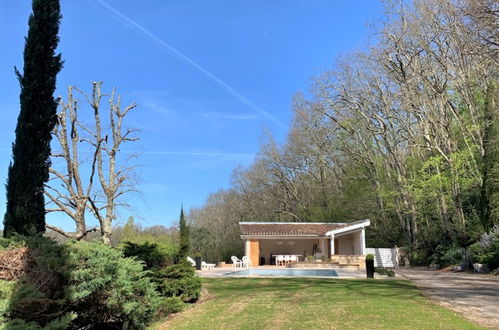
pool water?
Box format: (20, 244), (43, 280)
(226, 268), (338, 277)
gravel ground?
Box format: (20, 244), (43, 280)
(397, 267), (499, 329)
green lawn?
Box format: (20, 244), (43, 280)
(156, 278), (481, 330)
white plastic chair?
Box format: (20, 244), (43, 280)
(186, 256), (196, 267)
(241, 256), (252, 268)
(201, 261), (216, 270)
(276, 255), (284, 266)
(231, 256), (243, 268)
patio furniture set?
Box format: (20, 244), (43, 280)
(186, 256), (216, 270)
(231, 255), (252, 268)
(274, 254), (301, 266)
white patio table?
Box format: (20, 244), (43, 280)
(272, 254), (302, 265)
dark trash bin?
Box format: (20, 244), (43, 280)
(195, 256), (202, 270)
(260, 256), (265, 266)
(366, 254), (374, 278)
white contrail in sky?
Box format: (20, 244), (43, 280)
(143, 151), (254, 158)
(90, 0), (288, 129)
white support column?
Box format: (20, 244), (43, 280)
(360, 228), (366, 255)
(244, 240), (251, 258)
(330, 234), (335, 256)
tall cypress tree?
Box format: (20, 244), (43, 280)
(178, 207), (190, 260)
(4, 0), (63, 237)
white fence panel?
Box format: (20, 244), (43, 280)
(365, 248), (398, 268)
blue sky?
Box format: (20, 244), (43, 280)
(0, 0), (382, 230)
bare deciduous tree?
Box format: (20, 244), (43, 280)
(45, 82), (139, 244)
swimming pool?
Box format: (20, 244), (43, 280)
(226, 268), (338, 277)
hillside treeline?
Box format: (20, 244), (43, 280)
(189, 0), (498, 265)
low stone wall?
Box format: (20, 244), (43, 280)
(287, 255), (366, 271)
(331, 255), (366, 270)
(288, 262), (360, 270)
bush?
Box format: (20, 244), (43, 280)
(0, 236), (72, 328)
(122, 241), (177, 269)
(439, 244), (466, 267)
(375, 267), (395, 277)
(159, 297), (185, 315)
(64, 241), (161, 329)
(156, 262), (201, 303)
(0, 237), (161, 329)
(468, 226), (499, 270)
(123, 241), (202, 305)
(0, 280), (16, 324)
(365, 254), (374, 261)
(408, 249), (429, 266)
(0, 313), (77, 330)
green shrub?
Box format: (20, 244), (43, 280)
(0, 313), (77, 330)
(122, 241), (177, 269)
(0, 280), (16, 324)
(122, 241), (201, 302)
(0, 237), (25, 251)
(0, 237), (162, 329)
(0, 236), (71, 328)
(156, 262), (201, 303)
(408, 249), (430, 266)
(468, 226), (499, 269)
(64, 241), (161, 329)
(439, 245), (466, 266)
(365, 254), (374, 261)
(159, 297), (186, 315)
(374, 267), (395, 277)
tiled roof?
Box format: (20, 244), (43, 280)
(239, 222), (348, 237)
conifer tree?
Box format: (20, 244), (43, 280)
(4, 0), (63, 237)
(178, 207), (190, 260)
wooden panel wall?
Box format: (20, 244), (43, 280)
(249, 240), (259, 266)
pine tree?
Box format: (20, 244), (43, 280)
(178, 207), (190, 260)
(4, 0), (63, 237)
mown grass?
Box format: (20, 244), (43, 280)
(154, 277), (481, 329)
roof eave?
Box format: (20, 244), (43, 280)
(325, 219), (370, 236)
(240, 235), (327, 240)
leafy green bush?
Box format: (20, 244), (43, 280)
(374, 267), (395, 277)
(0, 236), (72, 328)
(0, 313), (77, 330)
(156, 262), (201, 303)
(159, 297), (186, 315)
(123, 242), (202, 304)
(0, 280), (16, 324)
(122, 241), (177, 269)
(0, 237), (161, 329)
(365, 254), (374, 261)
(408, 249), (430, 266)
(468, 226), (499, 269)
(439, 245), (466, 266)
(64, 241), (161, 329)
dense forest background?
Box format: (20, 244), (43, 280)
(187, 0), (498, 266)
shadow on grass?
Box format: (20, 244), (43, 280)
(202, 277), (423, 300)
